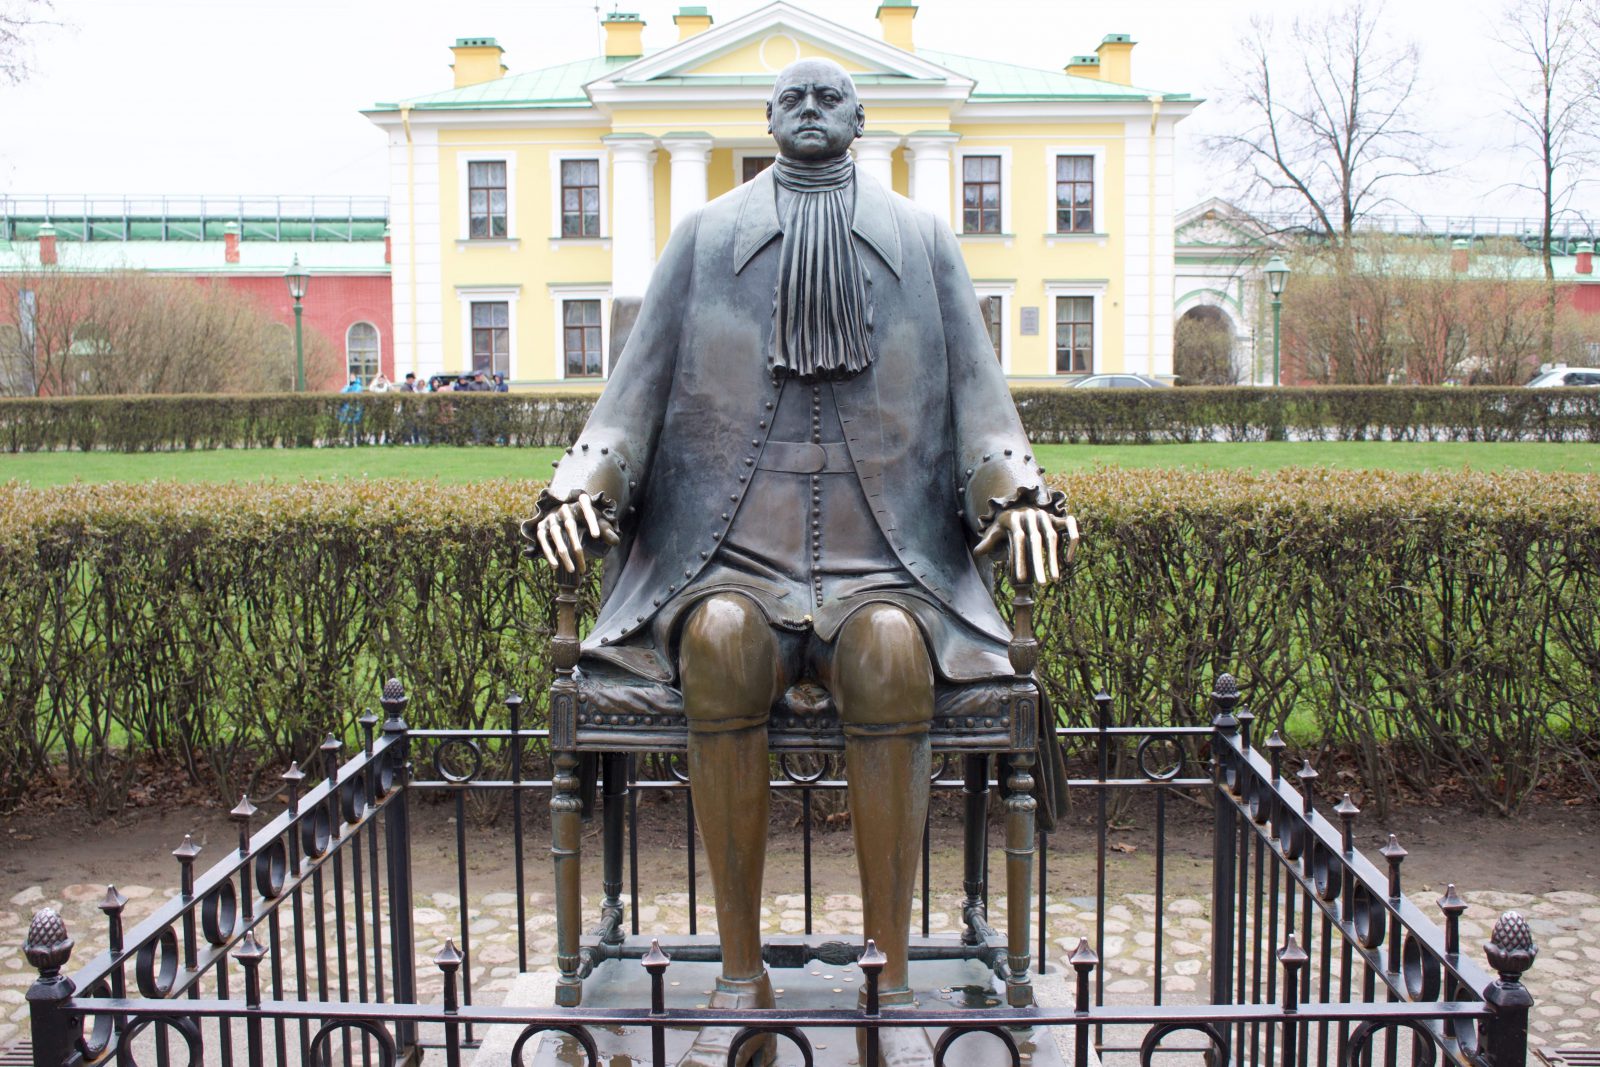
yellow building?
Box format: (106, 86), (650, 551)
(365, 2), (1197, 387)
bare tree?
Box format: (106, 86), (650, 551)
(1500, 0), (1594, 363)
(1209, 1), (1440, 239)
(0, 267), (340, 396)
(0, 0), (54, 85)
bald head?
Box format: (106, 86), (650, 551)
(766, 58), (865, 161)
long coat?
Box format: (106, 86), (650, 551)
(540, 164), (1058, 680)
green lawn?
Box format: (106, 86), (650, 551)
(0, 440), (1596, 487)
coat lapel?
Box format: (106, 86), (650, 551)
(732, 162), (902, 279)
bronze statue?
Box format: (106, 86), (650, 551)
(533, 58), (1073, 1067)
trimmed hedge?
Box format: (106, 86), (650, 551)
(2, 470), (1596, 818)
(2, 386), (1599, 452)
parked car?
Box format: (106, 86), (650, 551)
(1525, 367), (1600, 387)
(1071, 373), (1171, 389)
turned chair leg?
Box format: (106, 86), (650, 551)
(961, 754), (990, 946)
(600, 752), (628, 945)
(1005, 751), (1037, 1008)
(551, 748), (584, 1007)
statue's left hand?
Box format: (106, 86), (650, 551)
(973, 507), (1079, 586)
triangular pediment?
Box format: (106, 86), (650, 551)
(1176, 198), (1276, 249)
(587, 2), (971, 96)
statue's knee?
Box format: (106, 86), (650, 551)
(680, 594), (778, 731)
(833, 605), (934, 733)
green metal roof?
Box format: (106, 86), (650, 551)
(917, 48), (1189, 101)
(374, 54), (633, 111)
(373, 44), (1191, 113)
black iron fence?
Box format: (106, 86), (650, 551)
(20, 678), (1535, 1066)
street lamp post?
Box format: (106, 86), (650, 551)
(285, 256), (311, 392)
(1265, 255), (1290, 387)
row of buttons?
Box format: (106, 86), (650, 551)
(605, 375), (787, 644)
(810, 385), (824, 609)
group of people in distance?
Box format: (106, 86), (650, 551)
(341, 370), (510, 393)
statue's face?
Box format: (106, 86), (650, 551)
(766, 59), (865, 161)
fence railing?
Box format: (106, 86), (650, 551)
(19, 677), (1535, 1066)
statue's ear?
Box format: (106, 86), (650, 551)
(855, 103), (866, 138)
(765, 99), (773, 133)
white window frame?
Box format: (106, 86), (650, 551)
(345, 321), (382, 383)
(455, 284), (522, 379)
(1044, 282), (1106, 377)
(548, 284), (612, 381)
(731, 149), (778, 186)
(972, 282), (1015, 373)
(953, 145), (1012, 237)
(1044, 145), (1107, 239)
(456, 153), (518, 246)
(549, 151), (609, 241)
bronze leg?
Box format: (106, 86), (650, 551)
(681, 593), (783, 982)
(678, 594), (782, 1067)
(832, 605), (934, 1066)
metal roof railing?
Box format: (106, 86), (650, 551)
(0, 194), (391, 243)
(1250, 209), (1599, 254)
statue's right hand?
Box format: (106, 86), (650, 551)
(534, 492), (620, 573)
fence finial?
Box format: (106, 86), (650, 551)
(23, 908), (72, 979)
(1486, 911), (1537, 983)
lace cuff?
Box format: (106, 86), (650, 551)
(976, 484), (1067, 532)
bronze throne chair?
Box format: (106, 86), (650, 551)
(531, 542), (1048, 1012)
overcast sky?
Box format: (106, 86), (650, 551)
(0, 0), (1591, 225)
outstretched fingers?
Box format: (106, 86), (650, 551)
(1027, 510), (1048, 587)
(540, 514), (575, 572)
(576, 493), (602, 539)
(1041, 511), (1060, 582)
(559, 505), (588, 572)
(1008, 511), (1025, 584)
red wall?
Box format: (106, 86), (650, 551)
(1564, 280), (1600, 315)
(219, 273), (393, 390)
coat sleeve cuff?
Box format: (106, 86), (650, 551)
(964, 455), (1066, 532)
(535, 444), (630, 526)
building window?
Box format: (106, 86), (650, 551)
(471, 302), (510, 375)
(560, 159), (601, 238)
(982, 296), (1003, 362)
(1055, 296), (1094, 374)
(346, 322), (380, 384)
(742, 156), (775, 183)
(961, 155), (1002, 234)
(1055, 155), (1094, 233)
(563, 299), (603, 378)
(468, 162), (508, 239)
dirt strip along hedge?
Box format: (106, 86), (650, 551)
(1, 470), (1596, 818)
(3, 386), (1599, 452)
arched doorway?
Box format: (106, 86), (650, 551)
(1174, 305), (1239, 385)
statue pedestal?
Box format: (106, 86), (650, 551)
(498, 955), (1073, 1067)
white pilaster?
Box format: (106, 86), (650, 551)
(905, 132), (959, 226)
(604, 134), (657, 299)
(852, 132), (899, 190)
(662, 135), (713, 230)
(387, 121), (442, 377)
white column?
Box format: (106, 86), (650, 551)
(852, 132), (899, 189)
(604, 134), (657, 299)
(662, 135), (713, 230)
(906, 132), (959, 227)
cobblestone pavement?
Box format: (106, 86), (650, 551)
(3, 884), (1596, 1054)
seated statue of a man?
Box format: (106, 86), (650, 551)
(533, 57), (1072, 1067)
